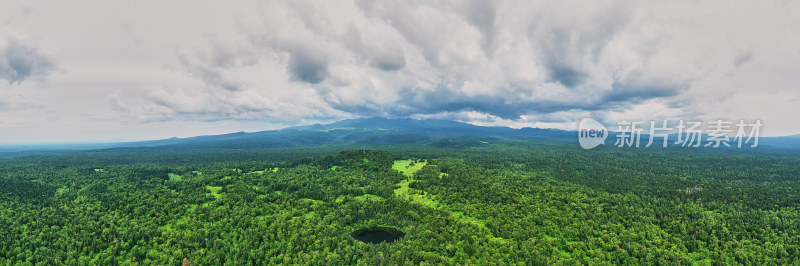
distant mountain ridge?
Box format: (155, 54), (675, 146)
(1, 117), (798, 158)
(119, 117), (573, 150)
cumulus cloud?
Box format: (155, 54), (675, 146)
(0, 36), (55, 85)
(6, 0), (797, 142)
(153, 0), (748, 125)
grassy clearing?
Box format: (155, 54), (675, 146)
(392, 159), (427, 177)
(394, 179), (413, 198)
(299, 198), (323, 208)
(392, 159), (428, 201)
(203, 186), (223, 207)
(206, 185), (223, 200)
(392, 159), (430, 200)
(391, 159), (502, 242)
(168, 173), (183, 181)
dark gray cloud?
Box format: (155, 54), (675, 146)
(287, 50), (328, 84)
(0, 37), (55, 85)
(604, 81), (684, 104)
(340, 26), (406, 72)
(548, 65), (587, 88)
(370, 53), (405, 71)
(379, 84), (635, 120)
(392, 86), (531, 119)
(461, 0), (497, 52)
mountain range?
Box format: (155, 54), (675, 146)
(1, 118), (798, 158)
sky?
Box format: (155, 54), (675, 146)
(1, 0), (799, 143)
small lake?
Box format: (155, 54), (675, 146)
(351, 227), (405, 244)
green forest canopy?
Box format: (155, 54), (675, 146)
(1, 143), (799, 265)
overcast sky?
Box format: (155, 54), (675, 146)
(1, 0), (799, 143)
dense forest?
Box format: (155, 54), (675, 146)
(1, 141), (799, 265)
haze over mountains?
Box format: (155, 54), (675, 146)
(0, 118), (798, 158)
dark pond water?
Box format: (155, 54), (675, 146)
(351, 227), (405, 244)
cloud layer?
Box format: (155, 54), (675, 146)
(149, 0), (800, 127)
(1, 0), (799, 142)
